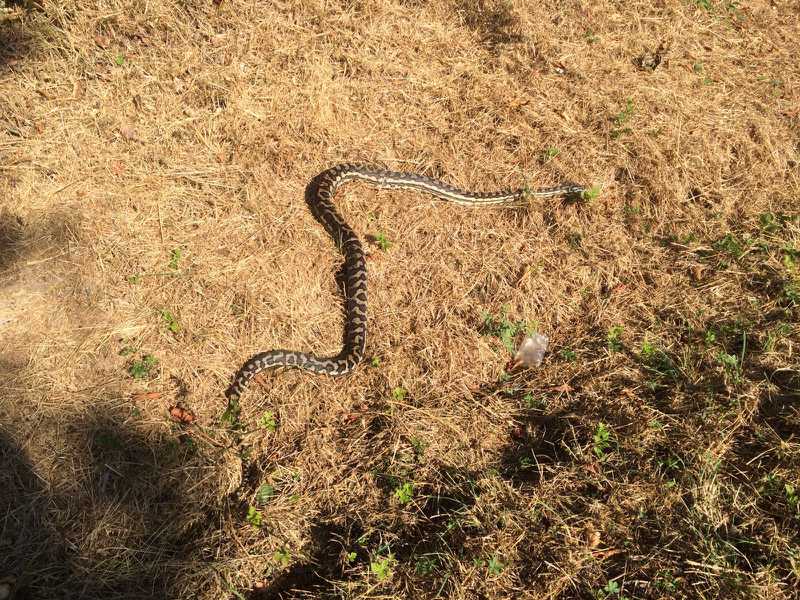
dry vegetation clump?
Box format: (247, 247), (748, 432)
(1, 0), (799, 598)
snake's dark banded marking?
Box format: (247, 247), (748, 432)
(224, 163), (586, 401)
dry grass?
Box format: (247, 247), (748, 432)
(1, 0), (799, 598)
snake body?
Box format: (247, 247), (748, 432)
(224, 163), (585, 401)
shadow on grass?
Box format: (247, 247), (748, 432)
(0, 5), (36, 71)
(0, 405), (219, 599)
(246, 463), (482, 599)
(0, 210), (26, 273)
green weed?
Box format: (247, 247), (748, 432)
(256, 484), (275, 505)
(259, 411), (277, 432)
(596, 579), (629, 599)
(714, 233), (747, 258)
(393, 482), (414, 505)
(593, 422), (614, 459)
(607, 326), (624, 352)
(128, 354), (158, 379)
(611, 98), (634, 138)
(481, 306), (534, 353)
(370, 555), (395, 581)
(374, 232), (391, 251)
(415, 555), (439, 575)
(560, 347), (577, 361)
(487, 555), (504, 575)
(220, 397), (241, 428)
(392, 386), (407, 401)
(273, 548), (291, 567)
(541, 146), (560, 161)
(168, 247), (182, 270)
(160, 310), (180, 333)
(246, 506), (263, 528)
(581, 184), (601, 202)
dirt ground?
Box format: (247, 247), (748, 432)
(1, 0), (798, 598)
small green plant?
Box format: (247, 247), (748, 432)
(415, 555), (439, 575)
(370, 555), (395, 581)
(524, 391), (546, 409)
(246, 506), (263, 528)
(127, 273), (141, 284)
(115, 54), (125, 66)
(607, 326), (624, 352)
(593, 422), (614, 459)
(374, 232), (391, 251)
(786, 483), (799, 513)
(487, 555), (504, 575)
(640, 338), (677, 379)
(764, 323), (791, 352)
(759, 212), (783, 233)
(581, 185), (601, 202)
(160, 310), (180, 333)
(560, 348), (577, 361)
(259, 411), (277, 432)
(611, 99), (634, 137)
(220, 396), (241, 428)
(481, 307), (533, 353)
(168, 247), (182, 270)
(346, 551), (358, 563)
(410, 437), (426, 456)
(596, 579), (628, 599)
(654, 569), (678, 591)
(615, 99), (634, 126)
(392, 386), (407, 401)
(784, 280), (800, 307)
(394, 482), (414, 505)
(273, 548), (291, 567)
(256, 484), (275, 505)
(714, 233), (746, 258)
(716, 351), (741, 383)
(370, 356), (381, 368)
(128, 354), (158, 379)
(695, 0), (712, 9)
(542, 146), (560, 161)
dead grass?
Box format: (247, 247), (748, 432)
(1, 0), (799, 598)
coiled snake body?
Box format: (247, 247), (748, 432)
(225, 163), (585, 401)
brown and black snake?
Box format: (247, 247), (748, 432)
(224, 163), (585, 401)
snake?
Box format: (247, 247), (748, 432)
(224, 163), (586, 402)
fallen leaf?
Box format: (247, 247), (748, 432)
(169, 405), (196, 424)
(584, 522), (601, 549)
(592, 548), (625, 560)
(132, 391), (161, 402)
(510, 425), (526, 440)
(547, 383), (574, 394)
(94, 34), (111, 49)
(253, 372), (269, 387)
(689, 264), (706, 282)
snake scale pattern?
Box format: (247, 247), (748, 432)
(224, 163), (585, 401)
